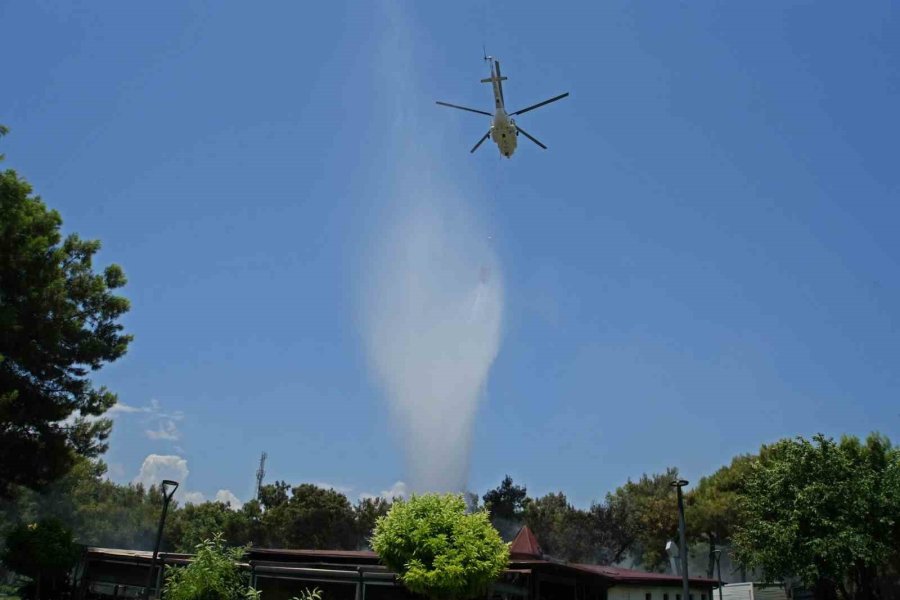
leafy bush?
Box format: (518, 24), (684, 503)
(163, 533), (258, 600)
(371, 494), (509, 600)
(0, 518), (79, 600)
(291, 588), (322, 600)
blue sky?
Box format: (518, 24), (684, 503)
(2, 1), (898, 508)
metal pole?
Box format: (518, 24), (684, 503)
(715, 550), (723, 600)
(143, 480), (178, 600)
(672, 480), (690, 600)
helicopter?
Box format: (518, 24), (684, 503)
(436, 55), (569, 158)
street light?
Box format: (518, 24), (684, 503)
(712, 548), (723, 600)
(143, 479), (179, 600)
(670, 479), (689, 600)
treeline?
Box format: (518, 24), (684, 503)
(0, 461), (392, 555)
(2, 432), (899, 599)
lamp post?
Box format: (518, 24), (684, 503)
(670, 479), (690, 600)
(143, 479), (179, 600)
(712, 548), (723, 600)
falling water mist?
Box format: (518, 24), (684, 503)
(359, 2), (504, 493)
(361, 187), (503, 494)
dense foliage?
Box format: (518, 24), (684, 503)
(0, 519), (79, 600)
(2, 436), (899, 600)
(1, 459), (168, 552)
(685, 454), (756, 577)
(0, 159), (131, 498)
(371, 494), (509, 600)
(163, 534), (258, 600)
(732, 434), (900, 600)
(483, 475), (528, 535)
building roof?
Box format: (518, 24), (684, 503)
(84, 545), (716, 588)
(509, 526), (543, 559)
(575, 564), (717, 586)
(250, 547), (379, 562)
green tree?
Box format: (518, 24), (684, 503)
(605, 467), (681, 571)
(523, 492), (578, 560)
(483, 476), (529, 541)
(258, 481), (290, 511)
(520, 492), (626, 564)
(733, 434), (900, 600)
(354, 496), (391, 549)
(0, 457), (171, 552)
(371, 493), (509, 600)
(0, 518), (80, 600)
(588, 501), (633, 565)
(686, 454), (756, 577)
(261, 484), (358, 549)
(0, 125), (8, 161)
(170, 502), (249, 553)
(0, 160), (132, 497)
(483, 475), (528, 522)
(163, 533), (259, 600)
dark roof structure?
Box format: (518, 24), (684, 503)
(509, 525), (543, 559)
(575, 564), (716, 586)
(79, 529), (717, 600)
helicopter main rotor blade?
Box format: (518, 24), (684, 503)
(470, 130), (492, 153)
(515, 125), (547, 150)
(436, 101), (493, 117)
(510, 92), (569, 116)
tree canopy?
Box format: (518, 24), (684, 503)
(0, 162), (132, 497)
(604, 467), (681, 571)
(483, 475), (528, 522)
(686, 454), (757, 576)
(371, 493), (509, 600)
(732, 434), (900, 600)
(483, 475), (530, 541)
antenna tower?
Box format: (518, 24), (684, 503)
(255, 451), (267, 501)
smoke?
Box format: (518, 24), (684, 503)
(360, 3), (504, 494)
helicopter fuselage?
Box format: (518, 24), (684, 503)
(485, 60), (517, 158)
(491, 109), (517, 158)
(436, 56), (568, 157)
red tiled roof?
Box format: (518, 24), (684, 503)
(574, 564), (716, 586)
(509, 526), (543, 559)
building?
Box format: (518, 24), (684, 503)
(713, 583), (788, 600)
(75, 527), (716, 600)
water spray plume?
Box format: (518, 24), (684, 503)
(360, 1), (504, 493)
(362, 192), (503, 494)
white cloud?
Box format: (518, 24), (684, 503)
(133, 454), (189, 494)
(145, 420), (180, 441)
(182, 491), (206, 505)
(360, 480), (407, 501)
(107, 402), (148, 415)
(108, 399), (184, 443)
(312, 482), (353, 495)
(133, 454), (216, 507)
(215, 489), (243, 509)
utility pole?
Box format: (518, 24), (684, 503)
(671, 479), (690, 600)
(143, 480), (178, 600)
(255, 452), (267, 501)
(713, 548), (724, 600)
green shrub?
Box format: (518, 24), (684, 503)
(371, 494), (509, 600)
(163, 533), (258, 600)
(0, 519), (79, 600)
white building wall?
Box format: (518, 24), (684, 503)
(607, 585), (712, 600)
(714, 583), (787, 600)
